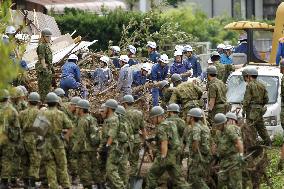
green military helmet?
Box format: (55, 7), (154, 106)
(167, 103), (180, 112)
(242, 67), (249, 76)
(0, 89), (10, 100)
(45, 92), (59, 103)
(214, 113), (227, 125)
(159, 80), (169, 90)
(280, 59), (284, 67)
(18, 85), (28, 96)
(41, 28), (52, 37)
(149, 106), (165, 118)
(207, 65), (217, 75)
(247, 67), (258, 76)
(115, 105), (126, 115)
(28, 92), (41, 102)
(171, 74), (182, 83)
(70, 96), (81, 105)
(226, 112), (238, 121)
(77, 99), (90, 110)
(122, 95), (134, 103)
(54, 88), (65, 97)
(187, 108), (203, 118)
(11, 87), (24, 98)
(105, 99), (118, 110)
(211, 51), (220, 58)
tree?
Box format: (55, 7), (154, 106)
(165, 0), (185, 7)
(125, 0), (139, 10)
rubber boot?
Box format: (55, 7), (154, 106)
(0, 178), (9, 189)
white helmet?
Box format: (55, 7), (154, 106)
(68, 54), (78, 61)
(175, 45), (184, 51)
(224, 45), (233, 50)
(119, 55), (129, 63)
(217, 43), (225, 49)
(100, 56), (110, 64)
(128, 45), (136, 54)
(207, 59), (213, 64)
(183, 45), (193, 52)
(141, 64), (151, 74)
(5, 26), (16, 35)
(147, 41), (157, 49)
(159, 54), (169, 64)
(174, 50), (183, 57)
(110, 46), (120, 53)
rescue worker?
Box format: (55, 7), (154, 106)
(91, 56), (113, 94)
(169, 75), (203, 118)
(166, 103), (186, 139)
(117, 55), (133, 98)
(207, 66), (227, 126)
(73, 99), (100, 189)
(200, 58), (214, 81)
(127, 45), (138, 66)
(145, 106), (190, 189)
(109, 46), (121, 68)
(220, 45), (233, 65)
(171, 73), (183, 87)
(115, 105), (133, 186)
(185, 108), (210, 189)
(132, 65), (150, 87)
(11, 86), (28, 112)
(276, 37), (284, 66)
(217, 43), (226, 55)
(19, 92), (41, 188)
(60, 54), (87, 98)
(3, 26), (18, 63)
(242, 67), (271, 146)
(0, 89), (21, 189)
(36, 28), (53, 101)
(18, 85), (28, 99)
(214, 113), (244, 189)
(54, 88), (68, 103)
(183, 45), (202, 77)
(147, 41), (160, 63)
(159, 80), (172, 109)
(121, 95), (146, 177)
(99, 99), (126, 189)
(41, 92), (73, 189)
(150, 54), (169, 106)
(170, 50), (191, 81)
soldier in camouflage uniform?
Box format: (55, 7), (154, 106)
(242, 67), (271, 146)
(185, 108), (211, 189)
(41, 92), (72, 189)
(214, 113), (244, 189)
(11, 87), (28, 112)
(145, 106), (190, 189)
(207, 66), (227, 126)
(19, 92), (41, 188)
(36, 28), (53, 101)
(73, 99), (100, 189)
(115, 105), (134, 186)
(99, 99), (126, 189)
(121, 95), (146, 178)
(159, 80), (172, 109)
(0, 90), (21, 189)
(166, 103), (186, 139)
(169, 74), (203, 118)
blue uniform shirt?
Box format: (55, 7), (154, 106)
(150, 63), (169, 81)
(149, 51), (160, 63)
(170, 61), (191, 81)
(234, 42), (261, 60)
(61, 61), (81, 82)
(220, 54), (233, 65)
(132, 70), (147, 87)
(91, 68), (112, 85)
(276, 40), (284, 65)
(112, 57), (120, 68)
(128, 58), (138, 66)
(185, 55), (201, 77)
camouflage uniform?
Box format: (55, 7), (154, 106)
(19, 105), (41, 180)
(145, 120), (189, 189)
(125, 107), (144, 177)
(186, 121), (211, 189)
(169, 81), (203, 118)
(73, 113), (100, 188)
(36, 42), (53, 101)
(160, 87), (174, 109)
(166, 114), (186, 139)
(214, 61), (234, 83)
(216, 124), (242, 189)
(41, 107), (72, 189)
(13, 99), (28, 112)
(102, 113), (127, 189)
(207, 78), (227, 125)
(243, 80), (269, 145)
(0, 102), (21, 181)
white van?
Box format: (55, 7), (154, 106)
(226, 65), (283, 138)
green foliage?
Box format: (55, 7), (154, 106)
(0, 0), (19, 89)
(165, 0), (186, 7)
(161, 6), (239, 47)
(273, 133), (284, 147)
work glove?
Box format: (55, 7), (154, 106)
(278, 159), (284, 171)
